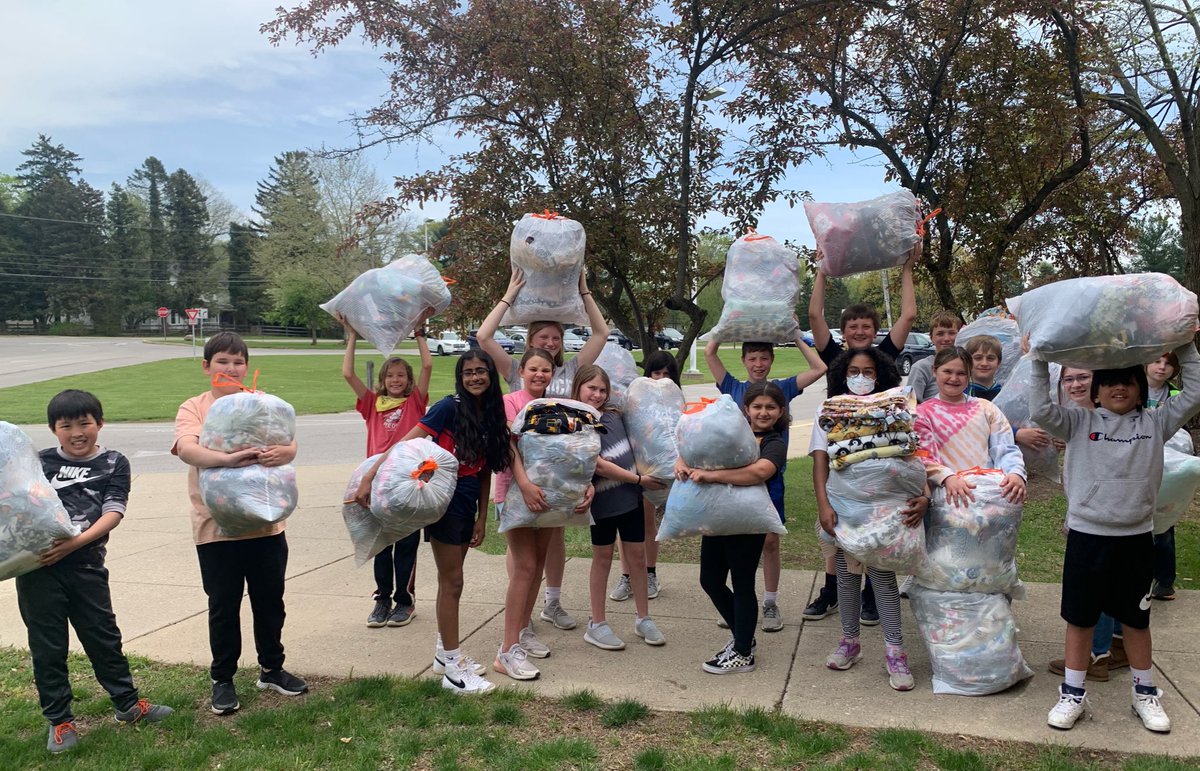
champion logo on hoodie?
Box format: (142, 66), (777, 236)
(1088, 431), (1153, 444)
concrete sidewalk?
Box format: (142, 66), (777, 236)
(2, 465), (1197, 759)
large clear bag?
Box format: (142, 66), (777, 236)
(955, 311), (1023, 386)
(199, 391), (296, 453)
(657, 479), (787, 540)
(0, 422), (80, 581)
(1154, 447), (1200, 535)
(993, 356), (1061, 483)
(826, 456), (928, 574)
(805, 190), (920, 277)
(370, 438), (460, 534)
(700, 232), (800, 343)
(675, 395), (759, 471)
(502, 212), (587, 325)
(594, 343), (639, 410)
(623, 377), (685, 507)
(200, 464), (299, 537)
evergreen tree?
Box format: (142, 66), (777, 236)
(165, 169), (213, 307)
(100, 183), (155, 332)
(129, 157), (170, 285)
(228, 221), (267, 328)
(1132, 214), (1185, 278)
(16, 134), (83, 192)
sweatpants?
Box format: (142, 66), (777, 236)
(699, 533), (767, 655)
(835, 550), (903, 646)
(373, 530), (420, 606)
(16, 560), (139, 724)
(196, 533), (288, 683)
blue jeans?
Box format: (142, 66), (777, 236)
(1092, 613), (1122, 655)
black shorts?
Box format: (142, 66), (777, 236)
(425, 475), (480, 546)
(1061, 529), (1153, 630)
(590, 506), (646, 547)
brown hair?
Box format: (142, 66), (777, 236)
(571, 364), (614, 411)
(840, 304), (880, 332)
(376, 357), (415, 396)
(741, 341), (775, 359)
(1149, 351), (1181, 382)
(933, 346), (972, 375)
(527, 321), (566, 367)
(963, 335), (1003, 361)
(929, 310), (962, 332)
(520, 347), (557, 371)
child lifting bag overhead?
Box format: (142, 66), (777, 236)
(1007, 273), (1199, 369)
(499, 397), (603, 532)
(320, 254), (453, 357)
(700, 231), (800, 343)
(993, 356), (1062, 483)
(622, 376), (685, 507)
(824, 455), (927, 574)
(0, 422), (80, 581)
(502, 211), (588, 325)
(805, 190), (923, 277)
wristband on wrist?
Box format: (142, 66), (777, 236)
(636, 474), (642, 485)
(499, 298), (512, 307)
(581, 291), (592, 297)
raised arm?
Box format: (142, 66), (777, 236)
(1155, 341), (1200, 438)
(808, 267), (832, 350)
(479, 268), (524, 373)
(336, 312), (370, 400)
(1029, 357), (1080, 440)
(413, 309), (434, 398)
(574, 271), (609, 366)
(793, 333), (827, 390)
(704, 338), (730, 386)
(888, 244), (921, 349)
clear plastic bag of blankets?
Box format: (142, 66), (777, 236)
(657, 478), (786, 541)
(370, 438), (459, 534)
(955, 310), (1023, 387)
(918, 469), (1024, 596)
(594, 343), (639, 410)
(1007, 272), (1198, 369)
(675, 395), (759, 471)
(200, 464), (298, 538)
(0, 422), (80, 581)
(700, 232), (800, 343)
(623, 376), (685, 507)
(1154, 447), (1200, 536)
(199, 391), (296, 453)
(500, 398), (601, 532)
(320, 254), (452, 357)
(993, 356), (1061, 483)
(805, 190), (920, 278)
(502, 212), (587, 325)
(908, 584), (1034, 696)
(825, 456), (927, 574)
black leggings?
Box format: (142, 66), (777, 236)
(699, 534), (766, 655)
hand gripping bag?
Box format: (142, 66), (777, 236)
(700, 232), (800, 343)
(0, 422), (80, 581)
(825, 456), (927, 573)
(909, 584), (1034, 696)
(623, 377), (685, 507)
(1007, 273), (1199, 369)
(343, 454), (404, 566)
(320, 254), (453, 357)
(1153, 447), (1200, 535)
(200, 464), (299, 538)
(500, 398), (602, 531)
(993, 356), (1061, 483)
(955, 310), (1023, 386)
(199, 391), (296, 453)
(594, 343), (639, 410)
(917, 469), (1024, 595)
(369, 438), (460, 535)
(502, 211), (588, 325)
(657, 478), (787, 540)
(675, 395), (759, 471)
(805, 190), (921, 277)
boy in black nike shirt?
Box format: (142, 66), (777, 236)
(16, 390), (171, 753)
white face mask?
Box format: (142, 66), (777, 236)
(847, 374), (875, 395)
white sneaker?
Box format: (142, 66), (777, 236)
(494, 643), (540, 681)
(1131, 686), (1171, 733)
(583, 620), (626, 650)
(539, 599), (577, 630)
(634, 617), (666, 646)
(519, 625), (551, 658)
(647, 572), (660, 599)
(609, 575), (632, 601)
(441, 661), (495, 695)
(432, 649), (487, 676)
(1047, 684), (1090, 730)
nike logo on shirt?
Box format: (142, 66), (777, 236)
(50, 468), (94, 490)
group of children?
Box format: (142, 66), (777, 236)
(12, 249), (1197, 750)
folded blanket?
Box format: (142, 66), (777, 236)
(828, 430), (920, 459)
(830, 443), (916, 471)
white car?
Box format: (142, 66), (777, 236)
(432, 331), (469, 356)
(562, 331), (586, 352)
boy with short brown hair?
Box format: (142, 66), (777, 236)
(963, 335), (1004, 401)
(907, 310), (962, 403)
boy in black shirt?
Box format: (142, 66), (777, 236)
(16, 390), (171, 753)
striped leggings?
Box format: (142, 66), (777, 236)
(834, 550), (903, 647)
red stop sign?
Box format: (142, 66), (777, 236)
(157, 307), (169, 318)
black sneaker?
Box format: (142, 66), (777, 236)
(860, 603), (880, 626)
(211, 680), (240, 716)
(802, 587), (838, 620)
(703, 646), (756, 675)
(367, 599), (391, 628)
(257, 668), (309, 696)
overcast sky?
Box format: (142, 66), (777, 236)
(0, 0), (894, 247)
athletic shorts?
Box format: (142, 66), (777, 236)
(590, 506), (646, 547)
(426, 476), (480, 546)
(1061, 529), (1153, 630)
(816, 520), (862, 575)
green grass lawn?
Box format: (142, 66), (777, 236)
(0, 648), (1190, 769)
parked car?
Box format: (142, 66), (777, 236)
(897, 332), (935, 375)
(873, 328), (891, 346)
(562, 331), (586, 352)
(607, 329), (637, 350)
(567, 326), (592, 341)
(466, 328), (515, 353)
(800, 330), (815, 347)
(432, 331), (469, 356)
(655, 327), (684, 349)
(507, 331), (526, 354)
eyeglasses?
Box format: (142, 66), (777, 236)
(1061, 376), (1091, 384)
(462, 368), (490, 378)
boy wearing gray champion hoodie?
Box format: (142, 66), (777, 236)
(1029, 341), (1200, 734)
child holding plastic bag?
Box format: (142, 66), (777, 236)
(1029, 337), (1200, 733)
(571, 365), (667, 651)
(355, 351), (513, 695)
(810, 348), (928, 691)
(478, 266), (609, 633)
(673, 383), (790, 675)
(337, 309), (433, 629)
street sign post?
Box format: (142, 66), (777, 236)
(158, 306), (169, 339)
(185, 308), (200, 358)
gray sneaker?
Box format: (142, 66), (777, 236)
(386, 605), (415, 627)
(584, 620), (626, 650)
(609, 575), (632, 602)
(519, 625), (551, 658)
(367, 598), (391, 628)
(761, 602), (783, 632)
(115, 699), (174, 725)
(48, 722), (78, 753)
(647, 572), (660, 599)
(634, 617), (666, 646)
(539, 599), (578, 630)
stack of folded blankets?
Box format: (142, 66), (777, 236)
(819, 389), (919, 470)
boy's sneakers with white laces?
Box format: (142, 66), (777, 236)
(520, 625), (551, 658)
(115, 699), (174, 725)
(609, 575), (632, 601)
(367, 598), (391, 628)
(257, 668), (309, 696)
(1047, 683), (1090, 729)
(761, 602), (783, 632)
(703, 645), (755, 674)
(433, 646), (487, 676)
(495, 643), (540, 680)
(540, 599), (577, 630)
(886, 651), (914, 691)
(1132, 685), (1171, 732)
(441, 660), (496, 695)
(826, 638), (862, 670)
(634, 617), (666, 646)
(584, 620), (626, 650)
(647, 572), (660, 599)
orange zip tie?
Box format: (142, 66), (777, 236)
(956, 466), (1001, 477)
(531, 209), (562, 220)
(683, 397), (716, 414)
(916, 207), (942, 237)
(442, 277), (457, 286)
(211, 370), (260, 392)
(743, 226), (771, 242)
(411, 459), (439, 481)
